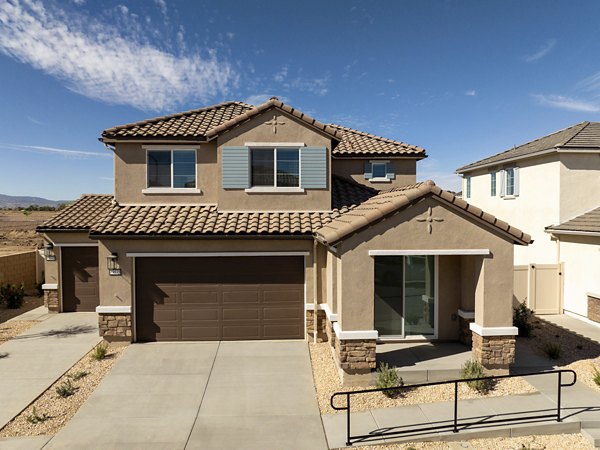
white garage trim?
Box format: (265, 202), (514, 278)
(96, 306), (131, 314)
(369, 249), (490, 256)
(126, 251), (310, 257)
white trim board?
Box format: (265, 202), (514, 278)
(369, 249), (490, 256)
(142, 145), (200, 150)
(126, 251), (311, 258)
(53, 243), (98, 247)
(245, 142), (305, 147)
(546, 229), (600, 237)
(42, 283), (58, 290)
(96, 306), (132, 314)
(469, 323), (518, 336)
(457, 309), (475, 320)
(333, 322), (378, 340)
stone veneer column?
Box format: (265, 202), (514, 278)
(334, 334), (376, 372)
(43, 287), (59, 312)
(588, 294), (600, 323)
(306, 308), (327, 342)
(98, 313), (132, 342)
(471, 332), (515, 369)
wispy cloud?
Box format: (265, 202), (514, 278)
(524, 39), (557, 63)
(0, 143), (111, 159)
(465, 90), (477, 97)
(244, 94), (290, 105)
(274, 65), (288, 83)
(0, 0), (236, 111)
(286, 73), (330, 96)
(531, 94), (600, 112)
(26, 115), (43, 125)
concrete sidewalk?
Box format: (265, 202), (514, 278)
(0, 311), (101, 429)
(322, 371), (600, 448)
(543, 314), (600, 343)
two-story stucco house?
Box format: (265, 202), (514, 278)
(457, 122), (600, 321)
(37, 98), (530, 381)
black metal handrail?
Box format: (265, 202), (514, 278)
(330, 369), (577, 446)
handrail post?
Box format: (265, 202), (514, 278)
(346, 393), (352, 446)
(453, 381), (459, 433)
(557, 371), (562, 422)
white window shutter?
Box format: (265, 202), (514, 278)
(499, 169), (505, 197)
(513, 167), (520, 196)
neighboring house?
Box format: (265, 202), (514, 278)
(456, 122), (600, 319)
(37, 98), (530, 381)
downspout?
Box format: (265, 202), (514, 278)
(313, 239), (318, 343)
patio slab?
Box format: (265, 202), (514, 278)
(543, 314), (600, 343)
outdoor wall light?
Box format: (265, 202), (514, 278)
(44, 243), (56, 261)
(107, 253), (121, 276)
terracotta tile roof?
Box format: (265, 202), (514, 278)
(36, 195), (114, 231)
(89, 176), (376, 236)
(315, 180), (532, 246)
(546, 206), (600, 234)
(457, 122), (600, 172)
(328, 124), (426, 157)
(101, 101), (254, 141)
(101, 98), (427, 158)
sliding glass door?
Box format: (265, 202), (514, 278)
(374, 255), (436, 338)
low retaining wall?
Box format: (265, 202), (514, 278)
(0, 250), (37, 290)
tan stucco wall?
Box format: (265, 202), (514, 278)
(0, 251), (37, 290)
(559, 153), (600, 223)
(97, 238), (317, 308)
(217, 110), (332, 211)
(336, 196), (516, 331)
(326, 250), (339, 314)
(113, 142), (218, 205)
(332, 158), (417, 189)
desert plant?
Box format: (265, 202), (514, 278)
(26, 407), (49, 424)
(56, 379), (78, 398)
(91, 342), (109, 361)
(68, 370), (89, 381)
(513, 301), (533, 337)
(592, 366), (600, 387)
(0, 283), (25, 309)
(542, 342), (562, 360)
(461, 359), (493, 393)
(375, 362), (404, 398)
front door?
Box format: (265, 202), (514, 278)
(374, 255), (436, 338)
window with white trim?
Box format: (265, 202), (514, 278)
(147, 150), (196, 188)
(490, 171), (497, 196)
(250, 148), (300, 187)
(505, 168), (515, 196)
(465, 176), (471, 198)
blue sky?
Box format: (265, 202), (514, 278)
(1, 0), (600, 200)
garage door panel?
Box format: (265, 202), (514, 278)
(222, 307), (260, 320)
(136, 256), (304, 341)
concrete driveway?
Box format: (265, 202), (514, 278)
(46, 341), (328, 450)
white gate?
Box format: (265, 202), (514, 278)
(513, 264), (562, 315)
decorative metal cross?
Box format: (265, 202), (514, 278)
(416, 206), (444, 234)
(265, 115), (285, 134)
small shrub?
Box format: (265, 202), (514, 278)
(26, 407), (50, 424)
(513, 301), (533, 337)
(542, 342), (562, 360)
(56, 379), (78, 398)
(68, 370), (89, 381)
(376, 362), (404, 398)
(0, 283), (25, 309)
(592, 366), (600, 387)
(91, 342), (109, 360)
(461, 359), (493, 393)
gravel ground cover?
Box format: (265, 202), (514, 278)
(0, 320), (38, 344)
(0, 296), (44, 324)
(309, 343), (536, 415)
(359, 432), (594, 449)
(524, 316), (600, 393)
(0, 343), (126, 437)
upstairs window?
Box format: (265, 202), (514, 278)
(465, 176), (471, 198)
(147, 150), (196, 188)
(490, 171), (497, 196)
(505, 168), (515, 196)
(250, 148), (300, 188)
(364, 160), (395, 182)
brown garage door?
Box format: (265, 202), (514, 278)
(135, 256), (304, 341)
(62, 247), (99, 312)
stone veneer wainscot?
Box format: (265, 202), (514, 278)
(588, 294), (600, 323)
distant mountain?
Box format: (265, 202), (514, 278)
(0, 194), (71, 208)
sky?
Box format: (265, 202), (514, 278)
(1, 0), (600, 200)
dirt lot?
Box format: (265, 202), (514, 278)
(0, 211), (57, 255)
